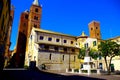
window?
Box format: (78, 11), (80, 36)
(40, 36), (44, 40)
(25, 14), (28, 19)
(91, 28), (93, 30)
(99, 56), (102, 60)
(30, 35), (32, 40)
(72, 49), (75, 52)
(34, 16), (38, 20)
(84, 43), (88, 48)
(54, 47), (58, 51)
(34, 24), (37, 28)
(56, 39), (60, 42)
(48, 37), (52, 41)
(49, 54), (52, 60)
(64, 40), (67, 43)
(96, 27), (98, 29)
(35, 8), (38, 12)
(97, 33), (99, 36)
(23, 23), (26, 27)
(99, 63), (103, 69)
(63, 55), (64, 61)
(71, 41), (74, 44)
(64, 48), (67, 52)
(39, 44), (44, 49)
(45, 45), (49, 50)
(93, 41), (97, 46)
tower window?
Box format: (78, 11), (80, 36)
(35, 8), (38, 12)
(34, 16), (38, 20)
(25, 15), (28, 19)
(96, 27), (98, 29)
(91, 28), (93, 30)
(48, 37), (52, 41)
(97, 33), (99, 36)
(34, 24), (37, 28)
(23, 23), (26, 27)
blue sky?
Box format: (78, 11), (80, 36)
(10, 0), (120, 50)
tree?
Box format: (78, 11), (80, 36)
(78, 47), (98, 60)
(89, 49), (99, 60)
(78, 48), (86, 59)
(98, 40), (120, 74)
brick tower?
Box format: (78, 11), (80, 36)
(88, 21), (101, 39)
(15, 11), (29, 67)
(27, 0), (42, 38)
(14, 0), (42, 67)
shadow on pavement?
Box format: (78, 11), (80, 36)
(1, 68), (105, 80)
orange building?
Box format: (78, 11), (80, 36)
(15, 0), (42, 67)
(88, 21), (101, 39)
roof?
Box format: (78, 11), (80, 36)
(88, 20), (100, 25)
(77, 31), (88, 38)
(33, 0), (39, 6)
(107, 36), (120, 40)
(33, 28), (76, 38)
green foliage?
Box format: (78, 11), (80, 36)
(78, 47), (99, 60)
(98, 40), (120, 74)
(91, 69), (97, 73)
(78, 48), (86, 59)
(81, 70), (88, 73)
(89, 49), (99, 60)
(74, 69), (79, 72)
(98, 40), (120, 57)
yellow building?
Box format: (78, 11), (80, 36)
(77, 31), (98, 50)
(25, 28), (80, 70)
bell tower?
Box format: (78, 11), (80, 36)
(27, 0), (42, 37)
(88, 21), (101, 39)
